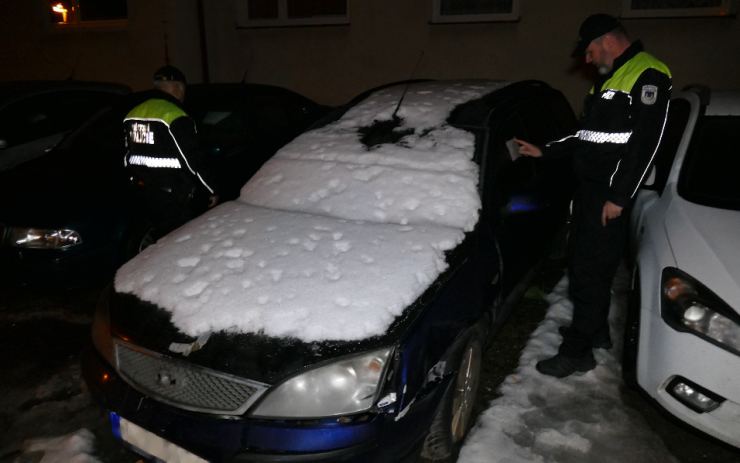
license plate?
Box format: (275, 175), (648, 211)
(110, 412), (207, 463)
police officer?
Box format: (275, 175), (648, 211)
(516, 14), (671, 377)
(123, 65), (217, 245)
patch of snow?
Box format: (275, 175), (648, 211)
(21, 429), (100, 463)
(458, 268), (679, 463)
(116, 202), (464, 341)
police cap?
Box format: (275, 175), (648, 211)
(573, 13), (622, 56)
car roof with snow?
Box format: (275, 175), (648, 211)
(114, 80), (508, 342)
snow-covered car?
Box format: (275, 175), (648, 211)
(83, 80), (577, 462)
(625, 88), (740, 448)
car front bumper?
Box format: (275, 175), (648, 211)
(81, 346), (442, 462)
(638, 306), (740, 448)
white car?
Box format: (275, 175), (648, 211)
(627, 88), (740, 448)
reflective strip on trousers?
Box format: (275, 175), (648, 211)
(577, 130), (632, 144)
(128, 155), (182, 169)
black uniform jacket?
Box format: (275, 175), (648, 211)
(544, 41), (672, 207)
(123, 90), (215, 202)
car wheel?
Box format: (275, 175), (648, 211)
(622, 268), (641, 388)
(123, 220), (157, 260)
(420, 329), (483, 462)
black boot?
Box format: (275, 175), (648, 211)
(536, 353), (596, 378)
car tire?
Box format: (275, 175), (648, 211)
(419, 327), (484, 462)
(123, 219), (157, 261)
(622, 268), (641, 389)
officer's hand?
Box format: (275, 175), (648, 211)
(601, 201), (623, 226)
(208, 195), (219, 208)
(514, 138), (542, 158)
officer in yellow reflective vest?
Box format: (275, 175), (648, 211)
(515, 14), (672, 377)
(123, 65), (218, 248)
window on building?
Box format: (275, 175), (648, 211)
(621, 0), (736, 17)
(431, 0), (520, 23)
(237, 0), (349, 27)
(48, 0), (127, 26)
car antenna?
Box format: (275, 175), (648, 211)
(391, 50), (425, 121)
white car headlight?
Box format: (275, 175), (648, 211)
(250, 347), (392, 418)
(8, 227), (82, 249)
(661, 267), (740, 355)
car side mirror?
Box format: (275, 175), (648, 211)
(0, 139), (7, 149)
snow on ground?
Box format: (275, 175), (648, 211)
(20, 429), (99, 463)
(115, 80), (505, 341)
(458, 267), (679, 463)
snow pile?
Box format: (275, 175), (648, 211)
(115, 81), (505, 341)
(20, 429), (100, 463)
(458, 269), (678, 463)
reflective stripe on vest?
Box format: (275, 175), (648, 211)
(577, 130), (632, 144)
(128, 155), (182, 169)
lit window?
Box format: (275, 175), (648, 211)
(431, 0), (520, 23)
(237, 0), (349, 27)
(48, 0), (127, 26)
(621, 0), (736, 18)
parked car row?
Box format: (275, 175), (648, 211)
(82, 79), (577, 462)
(626, 87), (740, 448)
(0, 82), (329, 287)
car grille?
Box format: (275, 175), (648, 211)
(115, 341), (269, 415)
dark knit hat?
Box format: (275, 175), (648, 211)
(153, 65), (186, 84)
(573, 13), (622, 56)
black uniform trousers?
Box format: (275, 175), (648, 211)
(560, 183), (628, 359)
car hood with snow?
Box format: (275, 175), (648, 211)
(114, 81), (504, 345)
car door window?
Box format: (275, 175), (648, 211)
(678, 114), (740, 210)
(0, 90), (118, 147)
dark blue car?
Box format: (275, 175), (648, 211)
(82, 80), (576, 462)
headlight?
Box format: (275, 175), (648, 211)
(91, 295), (115, 367)
(7, 227), (81, 249)
(661, 267), (740, 356)
(250, 347), (392, 418)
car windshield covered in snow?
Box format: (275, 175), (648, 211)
(678, 115), (740, 210)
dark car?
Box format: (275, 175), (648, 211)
(82, 80), (577, 462)
(0, 80), (130, 172)
(0, 83), (329, 288)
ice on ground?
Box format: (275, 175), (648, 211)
(458, 268), (679, 463)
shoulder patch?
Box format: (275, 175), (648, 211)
(641, 85), (658, 105)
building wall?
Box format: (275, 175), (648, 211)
(1, 0), (738, 110)
(203, 0), (740, 109)
(0, 0), (202, 90)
